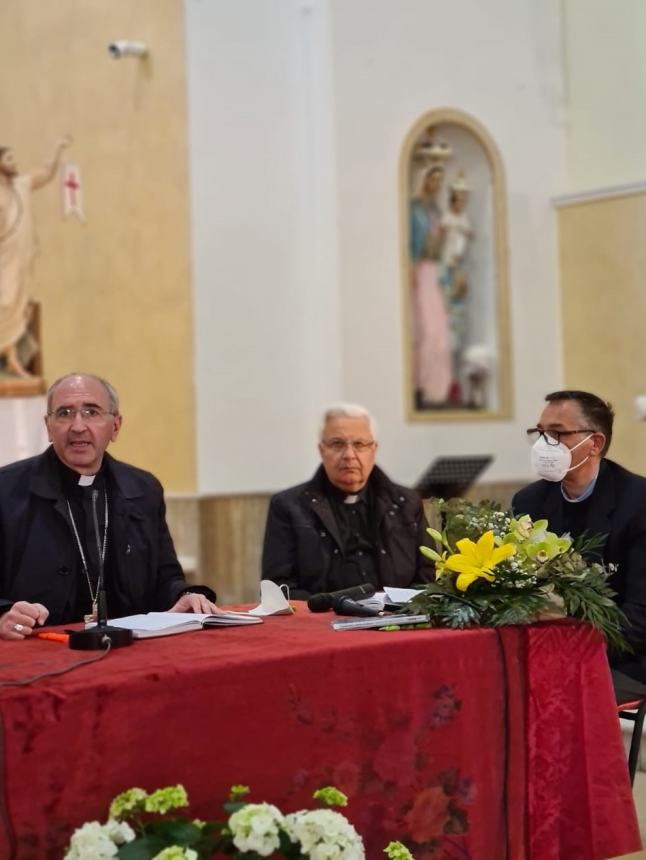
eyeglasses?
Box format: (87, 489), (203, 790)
(321, 439), (376, 454)
(526, 428), (594, 446)
(48, 407), (115, 424)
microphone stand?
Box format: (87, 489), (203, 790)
(69, 590), (134, 650)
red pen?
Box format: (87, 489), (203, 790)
(35, 632), (69, 644)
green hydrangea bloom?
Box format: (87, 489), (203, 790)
(313, 786), (348, 807)
(151, 847), (197, 860)
(384, 840), (415, 859)
(109, 787), (147, 821)
(144, 785), (189, 815)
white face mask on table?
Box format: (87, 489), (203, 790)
(530, 433), (593, 482)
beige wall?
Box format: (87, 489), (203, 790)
(1, 0), (195, 491)
(558, 191), (646, 475)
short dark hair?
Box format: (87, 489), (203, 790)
(545, 390), (614, 455)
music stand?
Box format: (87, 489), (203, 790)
(415, 455), (493, 499)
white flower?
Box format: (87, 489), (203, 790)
(64, 821), (120, 859)
(228, 802), (285, 857)
(103, 819), (135, 845)
(284, 809), (365, 860)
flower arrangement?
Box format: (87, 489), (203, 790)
(406, 498), (627, 650)
(65, 783), (416, 859)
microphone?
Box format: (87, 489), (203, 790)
(307, 583), (376, 613)
(333, 596), (381, 617)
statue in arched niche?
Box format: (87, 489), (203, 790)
(402, 110), (511, 420)
(409, 140), (452, 408)
(0, 136), (71, 385)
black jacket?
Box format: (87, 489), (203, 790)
(261, 465), (432, 598)
(0, 447), (213, 624)
(512, 458), (646, 653)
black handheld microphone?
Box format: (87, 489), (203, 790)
(332, 596), (381, 617)
(307, 583), (376, 613)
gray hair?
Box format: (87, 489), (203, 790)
(47, 373), (120, 414)
(320, 402), (377, 440)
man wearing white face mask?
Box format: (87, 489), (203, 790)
(513, 390), (646, 690)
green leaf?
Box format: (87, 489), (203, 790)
(153, 819), (203, 844)
(118, 835), (167, 859)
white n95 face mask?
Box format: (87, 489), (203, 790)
(530, 433), (593, 482)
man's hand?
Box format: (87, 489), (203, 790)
(169, 593), (219, 614)
(0, 601), (49, 640)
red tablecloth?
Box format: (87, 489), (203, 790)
(0, 610), (639, 859)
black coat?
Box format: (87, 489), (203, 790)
(261, 465), (432, 598)
(512, 458), (646, 655)
(0, 447), (211, 624)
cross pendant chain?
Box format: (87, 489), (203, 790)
(66, 490), (109, 612)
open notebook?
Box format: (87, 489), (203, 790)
(100, 611), (263, 639)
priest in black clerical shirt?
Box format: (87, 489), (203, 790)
(0, 372), (217, 641)
(261, 403), (432, 599)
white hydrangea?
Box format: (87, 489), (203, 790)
(64, 821), (120, 859)
(284, 809), (365, 860)
(103, 819), (135, 845)
(228, 802), (285, 857)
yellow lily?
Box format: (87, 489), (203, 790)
(444, 530), (516, 591)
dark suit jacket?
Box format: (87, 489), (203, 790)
(512, 458), (646, 658)
(0, 447), (213, 624)
(261, 465), (432, 598)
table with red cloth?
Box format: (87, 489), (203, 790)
(0, 609), (640, 860)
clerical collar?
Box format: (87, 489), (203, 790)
(561, 468), (600, 503)
(54, 452), (107, 492)
(322, 471), (369, 505)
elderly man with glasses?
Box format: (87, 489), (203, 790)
(261, 403), (432, 599)
(0, 372), (216, 640)
(513, 389), (646, 693)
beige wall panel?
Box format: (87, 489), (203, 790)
(558, 194), (646, 474)
(0, 0), (195, 490)
(199, 496), (271, 605)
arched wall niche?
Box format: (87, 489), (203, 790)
(400, 108), (512, 421)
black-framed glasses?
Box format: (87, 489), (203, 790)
(321, 439), (376, 454)
(526, 427), (595, 446)
(48, 406), (115, 424)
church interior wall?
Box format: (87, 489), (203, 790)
(0, 0), (196, 492)
(557, 189), (646, 477)
(6, 1), (645, 596)
(187, 0), (567, 498)
(563, 0), (646, 193)
(557, 0), (646, 475)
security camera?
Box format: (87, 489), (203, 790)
(108, 40), (148, 59)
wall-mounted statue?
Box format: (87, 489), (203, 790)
(0, 136), (71, 387)
(401, 110), (511, 421)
